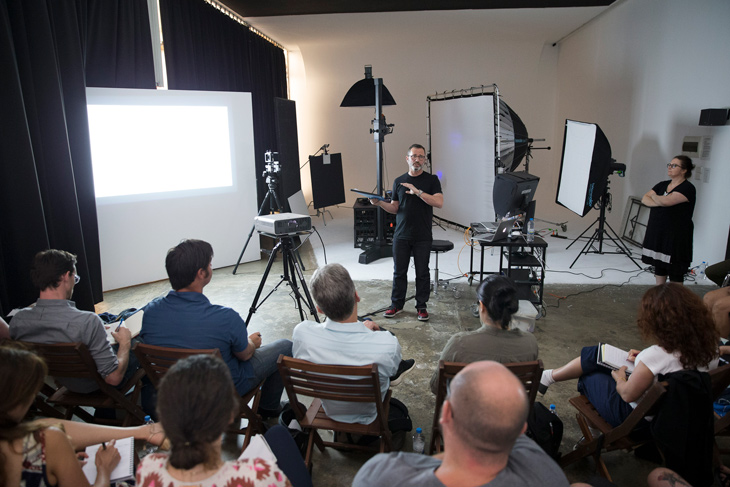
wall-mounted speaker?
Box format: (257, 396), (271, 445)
(699, 108), (729, 126)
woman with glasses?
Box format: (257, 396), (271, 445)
(641, 155), (696, 284)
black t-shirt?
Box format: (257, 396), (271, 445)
(391, 172), (442, 241)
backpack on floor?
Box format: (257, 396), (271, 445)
(526, 401), (563, 460)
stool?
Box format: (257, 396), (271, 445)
(431, 240), (454, 296)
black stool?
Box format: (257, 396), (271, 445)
(431, 240), (454, 296)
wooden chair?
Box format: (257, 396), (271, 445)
(559, 381), (667, 481)
(24, 342), (147, 426)
(277, 355), (392, 471)
(133, 343), (266, 449)
(429, 359), (543, 454)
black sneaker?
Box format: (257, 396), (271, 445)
(389, 359), (416, 386)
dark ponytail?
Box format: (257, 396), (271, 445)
(477, 275), (519, 329)
(157, 354), (239, 470)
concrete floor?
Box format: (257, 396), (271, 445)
(98, 241), (720, 487)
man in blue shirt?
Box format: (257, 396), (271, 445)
(141, 239), (292, 416)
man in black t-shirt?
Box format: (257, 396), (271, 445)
(369, 144), (443, 321)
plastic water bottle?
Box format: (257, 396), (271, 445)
(699, 261), (707, 280)
(526, 218), (535, 243)
(142, 415), (158, 456)
(412, 427), (425, 453)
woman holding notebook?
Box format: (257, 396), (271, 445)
(0, 343), (168, 487)
(539, 283), (719, 427)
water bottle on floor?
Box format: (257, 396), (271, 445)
(699, 261), (707, 280)
(142, 415), (158, 456)
(412, 427), (425, 454)
(526, 218), (535, 243)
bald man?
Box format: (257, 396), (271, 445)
(353, 361), (569, 487)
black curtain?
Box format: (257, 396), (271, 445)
(159, 0), (287, 207)
(0, 0), (155, 316)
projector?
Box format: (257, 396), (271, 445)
(254, 213), (312, 235)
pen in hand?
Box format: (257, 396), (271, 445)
(101, 442), (106, 450)
(115, 319), (124, 332)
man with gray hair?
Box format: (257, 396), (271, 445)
(292, 263), (414, 424)
(353, 361), (570, 487)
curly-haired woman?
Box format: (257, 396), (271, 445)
(539, 283), (719, 426)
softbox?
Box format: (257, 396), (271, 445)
(555, 120), (612, 217)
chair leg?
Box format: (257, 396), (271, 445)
(432, 252), (440, 295)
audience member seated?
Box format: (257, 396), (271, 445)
(705, 286), (730, 339)
(0, 316), (9, 340)
(353, 361), (570, 487)
(10, 249), (133, 393)
(0, 343), (168, 487)
(706, 258), (730, 287)
(539, 283), (719, 427)
(429, 275), (537, 393)
(292, 263), (413, 424)
(136, 354), (292, 487)
(140, 239), (292, 418)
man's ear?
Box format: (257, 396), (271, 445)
(355, 291), (361, 303)
(197, 267), (208, 280)
(439, 400), (452, 427)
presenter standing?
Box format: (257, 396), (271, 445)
(641, 155), (696, 285)
(370, 144), (443, 321)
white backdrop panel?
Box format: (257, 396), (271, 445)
(430, 95), (496, 226)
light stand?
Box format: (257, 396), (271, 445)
(233, 151), (285, 275)
(341, 66), (396, 264)
(566, 175), (641, 269)
(246, 232), (319, 324)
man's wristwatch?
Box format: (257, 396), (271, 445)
(417, 190), (423, 197)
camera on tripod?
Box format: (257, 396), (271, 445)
(264, 151), (280, 177)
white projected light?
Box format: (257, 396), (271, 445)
(87, 104), (232, 198)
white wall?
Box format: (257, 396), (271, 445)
(555, 0), (730, 266)
(275, 9), (587, 219)
(259, 1), (729, 266)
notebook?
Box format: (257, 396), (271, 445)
(475, 219), (513, 243)
(82, 436), (135, 484)
(597, 343), (635, 375)
(105, 309), (144, 345)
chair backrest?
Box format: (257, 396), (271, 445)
(276, 355), (388, 424)
(133, 342), (221, 389)
(27, 341), (108, 387)
(709, 363), (730, 400)
(430, 359), (543, 454)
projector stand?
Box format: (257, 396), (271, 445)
(567, 188), (641, 269)
(246, 233), (319, 325)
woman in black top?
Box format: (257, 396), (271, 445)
(641, 155), (696, 284)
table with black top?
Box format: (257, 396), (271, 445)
(469, 233), (547, 316)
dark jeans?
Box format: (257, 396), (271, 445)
(577, 346), (635, 427)
(391, 238), (431, 309)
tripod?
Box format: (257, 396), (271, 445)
(567, 181), (641, 269)
(233, 152), (285, 275)
(246, 233), (319, 324)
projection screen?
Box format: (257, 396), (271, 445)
(86, 88), (260, 291)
